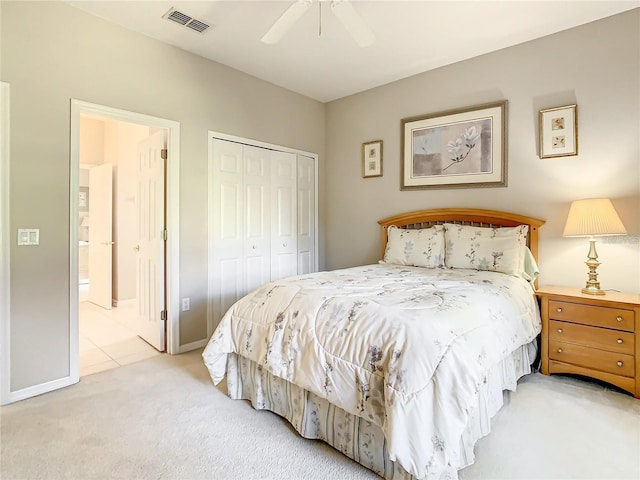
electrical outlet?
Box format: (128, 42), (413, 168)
(181, 297), (190, 311)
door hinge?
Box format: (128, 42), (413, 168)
(161, 148), (168, 160)
(162, 229), (167, 241)
(160, 310), (167, 321)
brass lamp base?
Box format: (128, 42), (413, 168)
(582, 285), (605, 295)
(582, 237), (606, 295)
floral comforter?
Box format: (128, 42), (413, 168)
(203, 264), (540, 479)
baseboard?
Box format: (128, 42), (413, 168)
(177, 338), (208, 354)
(1, 375), (78, 405)
(112, 298), (135, 308)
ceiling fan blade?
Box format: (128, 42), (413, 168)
(330, 0), (375, 47)
(261, 0), (313, 45)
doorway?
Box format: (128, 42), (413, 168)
(69, 100), (181, 382)
(77, 117), (164, 375)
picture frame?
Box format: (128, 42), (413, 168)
(539, 104), (577, 159)
(79, 186), (89, 212)
(362, 140), (383, 178)
(401, 101), (507, 190)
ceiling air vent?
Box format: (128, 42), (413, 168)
(163, 7), (211, 34)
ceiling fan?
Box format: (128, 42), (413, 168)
(261, 0), (375, 47)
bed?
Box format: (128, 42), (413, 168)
(203, 208), (545, 480)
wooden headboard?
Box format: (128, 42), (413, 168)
(378, 208), (546, 263)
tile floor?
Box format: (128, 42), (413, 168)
(79, 285), (161, 377)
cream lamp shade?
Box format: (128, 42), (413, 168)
(563, 198), (627, 237)
(563, 198), (627, 295)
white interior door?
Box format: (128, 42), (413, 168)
(88, 163), (113, 309)
(134, 131), (166, 351)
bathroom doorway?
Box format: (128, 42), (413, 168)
(69, 100), (181, 380)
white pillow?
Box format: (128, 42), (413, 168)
(521, 247), (540, 285)
(383, 225), (445, 268)
(443, 223), (528, 276)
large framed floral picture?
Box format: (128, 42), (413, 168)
(401, 101), (507, 189)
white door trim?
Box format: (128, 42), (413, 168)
(70, 101), (181, 371)
(209, 131), (318, 159)
(0, 82), (12, 405)
(206, 131), (319, 340)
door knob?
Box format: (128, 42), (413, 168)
(134, 245), (140, 251)
(102, 241), (115, 246)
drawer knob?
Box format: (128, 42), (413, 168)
(617, 339), (623, 344)
(557, 328), (563, 334)
(616, 316), (623, 322)
(556, 307), (563, 313)
(557, 348), (563, 354)
(617, 361), (623, 367)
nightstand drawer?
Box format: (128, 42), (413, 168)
(549, 340), (635, 377)
(549, 300), (635, 332)
(549, 320), (635, 355)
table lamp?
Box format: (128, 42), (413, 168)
(563, 198), (627, 295)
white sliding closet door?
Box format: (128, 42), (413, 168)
(271, 150), (297, 281)
(243, 145), (271, 293)
(209, 135), (317, 332)
(297, 155), (316, 275)
(211, 139), (244, 322)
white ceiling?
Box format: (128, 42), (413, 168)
(66, 1), (639, 103)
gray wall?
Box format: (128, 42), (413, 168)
(3, 1), (639, 396)
(325, 9), (639, 293)
(1, 1), (325, 391)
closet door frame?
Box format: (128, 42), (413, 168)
(207, 131), (318, 337)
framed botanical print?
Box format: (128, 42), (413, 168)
(79, 186), (89, 212)
(362, 140), (383, 178)
(539, 104), (578, 158)
(401, 101), (507, 189)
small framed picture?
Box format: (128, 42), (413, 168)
(539, 105), (577, 158)
(362, 140), (383, 178)
(79, 186), (89, 212)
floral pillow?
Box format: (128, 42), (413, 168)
(382, 225), (445, 268)
(443, 223), (528, 276)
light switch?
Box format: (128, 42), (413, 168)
(18, 230), (29, 245)
(17, 229), (39, 246)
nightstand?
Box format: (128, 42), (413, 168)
(537, 286), (640, 398)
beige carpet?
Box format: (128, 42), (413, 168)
(1, 349), (639, 480)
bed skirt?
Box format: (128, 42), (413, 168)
(225, 342), (535, 480)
